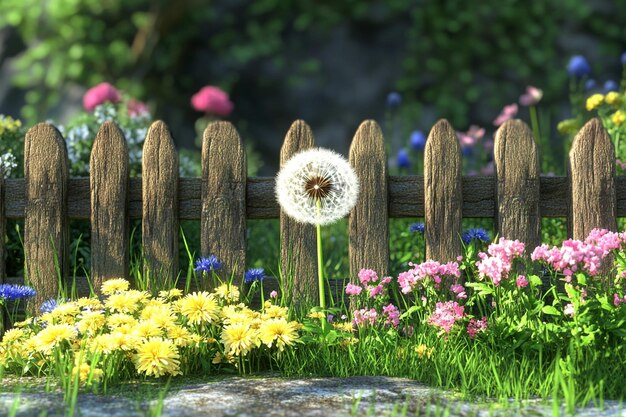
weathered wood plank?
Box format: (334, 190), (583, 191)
(90, 121), (129, 292)
(24, 123), (69, 313)
(142, 121), (179, 289)
(3, 176), (626, 220)
(568, 118), (617, 239)
(201, 121), (246, 285)
(494, 120), (541, 250)
(349, 120), (388, 280)
(279, 120), (317, 305)
(424, 119), (463, 262)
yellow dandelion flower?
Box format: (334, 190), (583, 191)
(307, 311), (325, 319)
(612, 110), (626, 126)
(105, 292), (141, 314)
(33, 324), (77, 354)
(212, 351), (235, 365)
(605, 91), (621, 106)
(206, 337), (217, 344)
(107, 313), (138, 328)
(333, 322), (354, 332)
(339, 337), (359, 348)
(222, 305), (256, 326)
(414, 344), (433, 359)
(180, 292), (220, 325)
(111, 331), (140, 351)
(101, 278), (130, 295)
(586, 93), (604, 111)
(1, 328), (25, 344)
(141, 303), (175, 329)
(76, 297), (104, 310)
(49, 302), (80, 323)
(166, 325), (192, 347)
(133, 337), (181, 378)
(221, 323), (258, 356)
(158, 288), (183, 300)
(76, 311), (106, 335)
(262, 305), (288, 320)
(213, 284), (240, 303)
(258, 318), (300, 351)
(13, 318), (34, 328)
(133, 320), (163, 339)
(188, 333), (203, 346)
(72, 362), (104, 384)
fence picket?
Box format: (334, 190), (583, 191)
(90, 121), (129, 291)
(142, 121), (179, 289)
(279, 120), (317, 304)
(424, 119), (463, 263)
(568, 117), (617, 239)
(201, 121), (247, 285)
(0, 169), (4, 284)
(494, 120), (541, 250)
(24, 123), (69, 312)
(349, 120), (388, 280)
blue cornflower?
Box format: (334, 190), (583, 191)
(410, 130), (426, 151)
(603, 80), (619, 94)
(0, 284), (36, 302)
(567, 55), (591, 78)
(584, 79), (597, 91)
(409, 222), (425, 233)
(194, 255), (222, 273)
(462, 228), (490, 245)
(386, 91), (402, 109)
(244, 268), (265, 284)
(397, 148), (410, 168)
(39, 298), (59, 314)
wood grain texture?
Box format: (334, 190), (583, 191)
(0, 169), (4, 284)
(279, 120), (317, 305)
(201, 121), (246, 285)
(349, 120), (388, 280)
(90, 121), (129, 292)
(494, 120), (541, 251)
(142, 121), (179, 289)
(24, 123), (69, 313)
(568, 118), (617, 240)
(424, 119), (463, 262)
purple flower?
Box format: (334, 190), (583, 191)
(194, 255), (222, 273)
(397, 148), (410, 168)
(621, 52), (626, 66)
(462, 228), (490, 245)
(386, 91), (402, 109)
(584, 79), (597, 91)
(567, 55), (591, 78)
(0, 284), (36, 302)
(410, 130), (426, 151)
(603, 80), (619, 94)
(244, 268), (265, 284)
(409, 222), (425, 233)
(39, 298), (58, 314)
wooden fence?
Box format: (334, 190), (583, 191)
(1, 117), (625, 312)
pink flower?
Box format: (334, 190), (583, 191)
(467, 317), (488, 338)
(516, 275), (529, 288)
(358, 268), (379, 285)
(127, 99), (150, 117)
(352, 308), (378, 327)
(427, 301), (465, 333)
(493, 103), (518, 126)
(518, 86), (543, 106)
(382, 304), (400, 327)
(345, 283), (363, 296)
(457, 125), (485, 147)
(564, 303), (575, 317)
(450, 284), (467, 299)
(270, 290), (278, 299)
(368, 284), (384, 298)
(83, 82), (121, 111)
(191, 86), (234, 117)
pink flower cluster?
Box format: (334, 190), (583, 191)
(476, 238), (525, 286)
(531, 229), (625, 280)
(83, 82), (121, 111)
(614, 294), (626, 307)
(427, 301), (465, 333)
(450, 284), (467, 299)
(516, 275), (529, 288)
(345, 269), (392, 299)
(397, 260), (461, 294)
(353, 308), (378, 326)
(467, 316), (488, 338)
(191, 86), (234, 117)
(352, 303), (400, 328)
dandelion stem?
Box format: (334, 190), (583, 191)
(315, 199), (327, 331)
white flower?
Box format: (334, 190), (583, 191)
(275, 148), (359, 226)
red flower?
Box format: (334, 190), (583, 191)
(83, 82), (121, 111)
(191, 86), (233, 117)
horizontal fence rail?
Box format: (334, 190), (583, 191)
(0, 117), (624, 313)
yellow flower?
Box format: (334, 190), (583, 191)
(221, 323), (258, 356)
(333, 322), (354, 332)
(141, 303), (175, 330)
(76, 311), (106, 335)
(105, 292), (141, 314)
(213, 284), (240, 303)
(107, 313), (138, 328)
(262, 305), (288, 320)
(166, 325), (193, 347)
(1, 328), (25, 344)
(307, 311), (325, 319)
(414, 344), (433, 359)
(72, 362), (104, 385)
(221, 304), (257, 325)
(180, 292), (220, 325)
(101, 278), (130, 295)
(158, 288), (183, 300)
(258, 318), (300, 351)
(212, 351), (235, 365)
(612, 110), (626, 126)
(339, 337), (359, 348)
(133, 320), (163, 339)
(47, 302), (80, 324)
(585, 93), (604, 111)
(605, 91), (621, 106)
(32, 324), (77, 354)
(133, 337), (181, 378)
(76, 297), (104, 310)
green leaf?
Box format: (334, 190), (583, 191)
(542, 305), (560, 316)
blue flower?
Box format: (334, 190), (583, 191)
(410, 130), (426, 151)
(194, 255), (222, 273)
(0, 284), (36, 302)
(462, 228), (490, 245)
(397, 148), (410, 168)
(39, 298), (59, 314)
(584, 79), (597, 91)
(409, 222), (425, 233)
(603, 80), (619, 94)
(244, 268), (265, 284)
(621, 52), (626, 66)
(386, 92), (402, 109)
(567, 55), (591, 78)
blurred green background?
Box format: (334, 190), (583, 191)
(1, 0), (625, 174)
